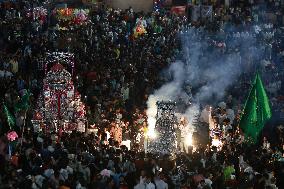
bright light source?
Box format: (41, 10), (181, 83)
(147, 117), (156, 129)
(185, 133), (193, 146)
(211, 138), (222, 150)
(147, 129), (157, 139)
(147, 116), (157, 139)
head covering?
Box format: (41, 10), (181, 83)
(37, 137), (43, 143)
(44, 169), (54, 178)
(47, 146), (54, 153)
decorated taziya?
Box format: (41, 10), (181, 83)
(73, 9), (89, 24)
(55, 8), (89, 26)
(7, 131), (18, 142)
(133, 17), (147, 38)
(42, 52), (74, 75)
(147, 101), (178, 156)
(26, 7), (47, 22)
(32, 62), (86, 133)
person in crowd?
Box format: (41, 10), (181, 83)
(0, 0), (283, 189)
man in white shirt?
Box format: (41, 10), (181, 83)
(4, 70), (13, 78)
(0, 70), (4, 78)
(204, 173), (213, 188)
(135, 175), (156, 189)
(145, 178), (156, 189)
(134, 183), (145, 189)
(154, 173), (168, 189)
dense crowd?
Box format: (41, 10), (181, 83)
(0, 0), (284, 189)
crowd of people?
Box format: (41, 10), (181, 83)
(0, 0), (284, 188)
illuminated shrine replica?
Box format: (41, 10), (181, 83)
(148, 101), (178, 155)
(32, 62), (86, 133)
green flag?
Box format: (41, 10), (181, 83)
(224, 166), (235, 181)
(3, 104), (16, 129)
(239, 73), (272, 143)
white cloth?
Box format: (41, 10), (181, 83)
(0, 70), (4, 77)
(47, 146), (54, 153)
(155, 179), (168, 189)
(32, 175), (45, 189)
(4, 71), (13, 78)
(204, 178), (213, 187)
(263, 141), (270, 150)
(121, 140), (131, 150)
(3, 62), (9, 69)
(134, 183), (145, 189)
(225, 0), (230, 7)
(59, 168), (69, 181)
(44, 169), (54, 178)
(76, 182), (87, 189)
(106, 131), (110, 141)
(146, 183), (156, 189)
(66, 166), (73, 175)
(244, 166), (254, 174)
(139, 176), (146, 184)
(268, 184), (278, 189)
(37, 137), (44, 143)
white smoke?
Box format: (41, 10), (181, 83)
(146, 61), (185, 131)
(146, 26), (262, 139)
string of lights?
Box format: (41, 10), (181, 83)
(148, 101), (178, 156)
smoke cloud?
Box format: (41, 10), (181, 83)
(147, 25), (263, 135)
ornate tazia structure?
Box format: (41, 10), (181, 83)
(148, 101), (178, 156)
(31, 63), (86, 133)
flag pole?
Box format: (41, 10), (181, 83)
(20, 110), (27, 153)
